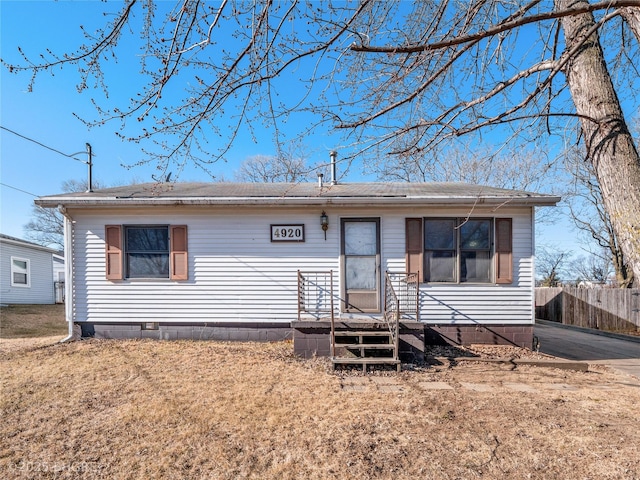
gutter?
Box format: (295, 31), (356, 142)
(58, 206), (76, 343)
(36, 195), (562, 209)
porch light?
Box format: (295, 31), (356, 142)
(320, 211), (329, 240)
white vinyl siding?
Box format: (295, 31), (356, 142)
(382, 211), (534, 325)
(0, 241), (55, 304)
(69, 206), (535, 326)
(72, 208), (339, 324)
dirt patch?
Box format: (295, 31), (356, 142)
(1, 338), (639, 479)
(0, 304), (66, 338)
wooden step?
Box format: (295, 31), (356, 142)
(332, 357), (399, 364)
(334, 330), (393, 337)
(333, 343), (396, 350)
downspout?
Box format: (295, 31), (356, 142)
(531, 206), (537, 326)
(58, 206), (76, 342)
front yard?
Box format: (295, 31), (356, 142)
(1, 330), (639, 479)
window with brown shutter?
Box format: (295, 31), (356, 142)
(105, 224), (188, 280)
(406, 217), (513, 284)
(495, 218), (513, 284)
(105, 225), (123, 280)
(170, 225), (188, 280)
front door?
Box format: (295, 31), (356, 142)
(341, 218), (381, 312)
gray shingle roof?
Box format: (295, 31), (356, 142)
(36, 182), (560, 207)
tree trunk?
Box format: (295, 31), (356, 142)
(558, 0), (640, 287)
(621, 7), (640, 42)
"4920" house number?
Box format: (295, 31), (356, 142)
(270, 224), (305, 242)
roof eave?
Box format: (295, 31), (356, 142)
(36, 195), (561, 208)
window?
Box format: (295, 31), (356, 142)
(406, 217), (512, 284)
(125, 226), (170, 278)
(105, 225), (188, 280)
(11, 257), (30, 287)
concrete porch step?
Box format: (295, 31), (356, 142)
(331, 356), (402, 372)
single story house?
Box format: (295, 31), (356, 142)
(36, 181), (559, 366)
(0, 233), (61, 305)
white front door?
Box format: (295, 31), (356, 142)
(341, 218), (380, 312)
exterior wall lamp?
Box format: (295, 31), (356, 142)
(320, 211), (329, 240)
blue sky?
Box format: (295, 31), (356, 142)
(1, 0), (585, 262)
(0, 1), (352, 239)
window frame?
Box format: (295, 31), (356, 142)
(124, 225), (171, 279)
(423, 217), (494, 284)
(10, 256), (31, 287)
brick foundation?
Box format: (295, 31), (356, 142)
(292, 322), (534, 361)
(77, 322), (534, 356)
(425, 324), (534, 348)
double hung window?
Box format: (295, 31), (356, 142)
(11, 257), (30, 287)
(125, 226), (170, 278)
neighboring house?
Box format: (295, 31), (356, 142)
(0, 233), (60, 305)
(53, 254), (66, 303)
(53, 254), (65, 283)
(36, 181), (559, 363)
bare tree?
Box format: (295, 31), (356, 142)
(569, 249), (614, 285)
(3, 1), (640, 281)
(234, 143), (313, 183)
(24, 179), (103, 249)
(537, 245), (571, 287)
(373, 142), (559, 190)
(565, 147), (635, 287)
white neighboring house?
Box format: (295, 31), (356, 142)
(0, 234), (62, 305)
(36, 181), (559, 361)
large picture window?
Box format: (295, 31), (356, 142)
(406, 217), (512, 284)
(424, 218), (492, 283)
(105, 225), (188, 280)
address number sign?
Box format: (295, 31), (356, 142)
(271, 224), (305, 242)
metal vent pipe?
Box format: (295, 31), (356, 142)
(330, 151), (337, 185)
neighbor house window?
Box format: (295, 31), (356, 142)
(405, 217), (512, 284)
(11, 257), (30, 287)
(105, 225), (188, 280)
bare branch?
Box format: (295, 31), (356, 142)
(350, 1), (640, 53)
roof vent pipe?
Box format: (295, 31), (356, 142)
(317, 172), (324, 188)
(86, 143), (93, 193)
(330, 151), (337, 185)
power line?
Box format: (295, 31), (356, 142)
(0, 125), (87, 163)
(0, 182), (38, 197)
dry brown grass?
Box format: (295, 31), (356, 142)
(1, 337), (640, 480)
(0, 304), (66, 338)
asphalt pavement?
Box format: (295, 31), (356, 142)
(535, 320), (640, 380)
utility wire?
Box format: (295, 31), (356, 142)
(0, 182), (38, 197)
(1, 125), (87, 163)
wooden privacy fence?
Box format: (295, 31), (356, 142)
(535, 287), (640, 332)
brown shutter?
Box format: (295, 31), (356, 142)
(495, 218), (513, 284)
(406, 218), (423, 282)
(105, 225), (123, 280)
(170, 225), (188, 280)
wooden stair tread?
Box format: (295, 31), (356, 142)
(334, 331), (392, 336)
(331, 357), (400, 364)
(333, 343), (396, 349)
